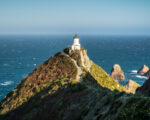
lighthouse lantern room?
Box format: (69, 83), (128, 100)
(71, 34), (81, 50)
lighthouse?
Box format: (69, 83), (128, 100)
(71, 34), (81, 50)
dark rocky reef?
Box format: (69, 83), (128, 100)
(144, 70), (150, 78)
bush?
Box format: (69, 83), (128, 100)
(71, 83), (87, 92)
(33, 86), (40, 93)
(63, 48), (70, 54)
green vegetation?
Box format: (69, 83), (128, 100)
(63, 47), (70, 55)
(0, 48), (150, 120)
(33, 86), (40, 93)
(90, 62), (126, 92)
(69, 50), (82, 66)
(0, 51), (78, 115)
(118, 96), (150, 120)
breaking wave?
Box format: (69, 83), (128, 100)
(130, 70), (138, 74)
(135, 75), (148, 79)
(0, 81), (13, 86)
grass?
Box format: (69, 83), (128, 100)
(1, 48), (150, 120)
(69, 50), (82, 66)
(0, 52), (78, 114)
(89, 62), (126, 92)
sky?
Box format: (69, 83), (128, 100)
(0, 0), (150, 35)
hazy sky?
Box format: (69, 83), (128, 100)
(0, 0), (150, 35)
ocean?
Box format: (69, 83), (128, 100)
(0, 35), (150, 101)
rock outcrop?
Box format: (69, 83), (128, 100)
(137, 65), (149, 74)
(80, 49), (91, 71)
(110, 64), (125, 80)
(144, 70), (150, 78)
(124, 80), (141, 94)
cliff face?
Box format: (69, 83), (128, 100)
(0, 48), (150, 120)
(80, 49), (91, 71)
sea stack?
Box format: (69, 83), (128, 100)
(110, 64), (125, 80)
(137, 65), (149, 74)
(124, 80), (141, 94)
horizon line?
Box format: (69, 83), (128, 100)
(0, 33), (150, 36)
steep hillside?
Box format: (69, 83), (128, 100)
(0, 51), (78, 115)
(137, 78), (150, 96)
(0, 48), (150, 120)
(89, 63), (126, 92)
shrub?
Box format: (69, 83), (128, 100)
(63, 48), (70, 54)
(33, 86), (40, 93)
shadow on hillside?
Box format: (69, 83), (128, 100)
(0, 72), (126, 120)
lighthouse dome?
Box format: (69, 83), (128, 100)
(71, 34), (81, 50)
(73, 34), (79, 39)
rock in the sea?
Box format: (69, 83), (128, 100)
(110, 64), (125, 80)
(124, 80), (141, 94)
(144, 70), (150, 78)
(137, 65), (149, 74)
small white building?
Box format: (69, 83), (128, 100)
(71, 34), (81, 50)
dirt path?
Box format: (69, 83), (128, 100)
(64, 53), (82, 82)
(71, 59), (82, 82)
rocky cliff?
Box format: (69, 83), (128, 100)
(0, 48), (150, 120)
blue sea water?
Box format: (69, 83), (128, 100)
(0, 35), (150, 101)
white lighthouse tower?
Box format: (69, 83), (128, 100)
(71, 34), (81, 50)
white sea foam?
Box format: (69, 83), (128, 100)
(135, 75), (148, 79)
(33, 64), (36, 66)
(0, 81), (13, 86)
(129, 70), (138, 74)
(131, 70), (138, 73)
